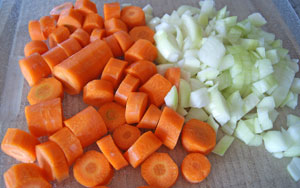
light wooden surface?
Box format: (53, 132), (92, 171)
(0, 0), (299, 187)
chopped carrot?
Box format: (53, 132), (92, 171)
(101, 57), (128, 89)
(113, 31), (134, 52)
(165, 67), (181, 90)
(124, 131), (162, 168)
(73, 150), (113, 187)
(103, 34), (123, 57)
(74, 0), (97, 16)
(90, 28), (106, 42)
(57, 8), (83, 32)
(53, 39), (113, 95)
(155, 107), (184, 150)
(125, 92), (148, 124)
(137, 104), (162, 129)
(83, 13), (104, 34)
(58, 37), (82, 57)
(24, 40), (48, 57)
(39, 16), (56, 39)
(125, 60), (157, 84)
(181, 119), (216, 155)
(50, 2), (73, 21)
(64, 106), (108, 147)
(103, 2), (120, 21)
(93, 186), (109, 188)
(137, 186), (155, 188)
(83, 79), (114, 107)
(129, 26), (155, 43)
(139, 74), (172, 107)
(25, 98), (63, 137)
(27, 77), (63, 105)
(181, 153), (211, 183)
(42, 45), (68, 71)
(4, 163), (51, 188)
(19, 53), (51, 86)
(49, 127), (83, 166)
(141, 152), (178, 188)
(98, 102), (126, 132)
(104, 18), (128, 36)
(48, 26), (70, 48)
(1, 128), (40, 163)
(121, 6), (145, 29)
(125, 39), (157, 63)
(28, 20), (46, 41)
(112, 124), (141, 151)
(97, 135), (129, 170)
(70, 28), (90, 47)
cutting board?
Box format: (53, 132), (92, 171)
(0, 0), (299, 187)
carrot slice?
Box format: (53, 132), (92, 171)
(125, 92), (148, 124)
(83, 79), (114, 107)
(73, 150), (113, 187)
(98, 102), (126, 132)
(112, 124), (141, 151)
(93, 186), (109, 188)
(74, 0), (97, 16)
(114, 74), (140, 106)
(39, 16), (56, 39)
(50, 2), (73, 21)
(83, 13), (104, 34)
(139, 74), (172, 107)
(53, 39), (113, 95)
(141, 152), (178, 188)
(70, 28), (90, 47)
(104, 2), (120, 21)
(90, 28), (106, 42)
(124, 131), (162, 168)
(137, 186), (155, 188)
(24, 40), (48, 57)
(181, 153), (211, 183)
(48, 26), (70, 48)
(137, 104), (162, 129)
(165, 67), (181, 90)
(125, 60), (157, 84)
(121, 6), (145, 29)
(104, 18), (128, 36)
(49, 127), (83, 166)
(155, 107), (184, 150)
(42, 45), (68, 71)
(58, 37), (82, 57)
(129, 26), (155, 43)
(125, 39), (157, 63)
(4, 163), (51, 188)
(97, 135), (129, 170)
(57, 8), (83, 32)
(101, 57), (128, 89)
(28, 20), (46, 41)
(1, 128), (40, 163)
(103, 34), (123, 57)
(113, 31), (134, 52)
(64, 106), (108, 147)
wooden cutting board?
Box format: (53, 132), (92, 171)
(0, 0), (299, 187)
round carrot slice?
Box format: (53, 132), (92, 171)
(24, 40), (48, 57)
(129, 26), (155, 43)
(121, 6), (145, 29)
(112, 124), (141, 150)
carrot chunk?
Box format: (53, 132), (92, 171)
(28, 20), (46, 41)
(57, 8), (83, 32)
(103, 34), (123, 57)
(104, 2), (120, 21)
(113, 31), (134, 53)
(125, 92), (148, 124)
(125, 60), (157, 84)
(39, 16), (56, 39)
(50, 2), (73, 21)
(83, 13), (104, 34)
(24, 40), (48, 57)
(125, 39), (157, 63)
(58, 37), (82, 57)
(164, 67), (181, 90)
(70, 28), (90, 47)
(112, 124), (141, 151)
(74, 0), (97, 16)
(129, 26), (155, 43)
(137, 104), (162, 129)
(121, 6), (146, 29)
(104, 18), (128, 36)
(90, 28), (106, 42)
(48, 26), (70, 48)
(42, 45), (68, 71)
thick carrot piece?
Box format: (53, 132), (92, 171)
(126, 60), (157, 84)
(114, 74), (140, 106)
(103, 35), (123, 57)
(90, 28), (106, 42)
(137, 104), (162, 129)
(155, 107), (184, 150)
(125, 92), (148, 124)
(1, 128), (40, 163)
(4, 163), (51, 188)
(112, 124), (141, 151)
(70, 28), (90, 47)
(64, 106), (108, 147)
(165, 67), (181, 90)
(57, 8), (83, 32)
(39, 16), (56, 39)
(124, 131), (162, 168)
(139, 74), (172, 107)
(58, 37), (82, 57)
(125, 39), (157, 63)
(181, 153), (211, 183)
(121, 6), (145, 29)
(113, 30), (134, 52)
(83, 13), (104, 34)
(104, 2), (120, 21)
(25, 98), (63, 137)
(50, 2), (73, 21)
(49, 127), (83, 166)
(93, 187), (109, 188)
(73, 150), (113, 187)
(42, 45), (68, 71)
(141, 153), (178, 188)
(104, 18), (128, 36)
(98, 102), (126, 132)
(53, 39), (113, 95)
(129, 26), (155, 43)
(28, 20), (46, 41)
(49, 26), (70, 48)
(97, 135), (129, 170)
(24, 40), (48, 57)
(101, 57), (128, 89)
(74, 0), (97, 15)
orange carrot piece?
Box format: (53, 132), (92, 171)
(25, 98), (63, 137)
(48, 26), (70, 48)
(1, 128), (40, 163)
(83, 13), (104, 34)
(64, 106), (108, 147)
(125, 92), (148, 124)
(58, 37), (82, 57)
(39, 16), (56, 39)
(141, 153), (179, 188)
(4, 163), (51, 188)
(19, 53), (51, 86)
(73, 150), (113, 187)
(139, 74), (172, 107)
(114, 74), (140, 106)
(121, 6), (145, 29)
(57, 8), (83, 32)
(93, 186), (109, 188)
(181, 119), (216, 155)
(27, 77), (63, 105)
(112, 124), (141, 151)
(90, 28), (106, 42)
(53, 39), (113, 95)
(113, 30), (134, 53)
(74, 0), (97, 16)
(165, 67), (181, 90)
(155, 107), (184, 150)
(124, 131), (162, 168)
(137, 104), (162, 129)
(103, 34), (123, 57)
(181, 153), (211, 183)
(137, 186), (155, 188)
(70, 28), (90, 47)
(98, 102), (126, 132)
(49, 127), (83, 166)
(129, 26), (155, 43)
(125, 39), (157, 63)
(83, 79), (114, 107)
(104, 18), (128, 36)
(103, 2), (120, 21)
(97, 135), (129, 170)
(42, 45), (68, 71)
(50, 2), (73, 21)
(24, 40), (48, 57)
(101, 57), (128, 89)
(28, 20), (46, 41)
(125, 60), (157, 84)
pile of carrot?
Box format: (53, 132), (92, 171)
(1, 0), (217, 187)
